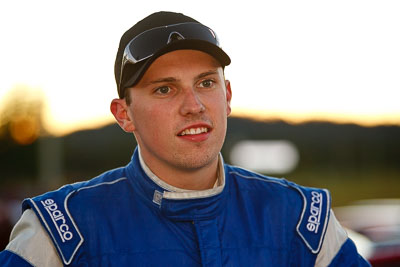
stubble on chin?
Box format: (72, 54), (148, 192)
(169, 146), (220, 172)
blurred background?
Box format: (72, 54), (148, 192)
(1, 0), (399, 265)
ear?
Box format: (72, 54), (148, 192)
(110, 98), (135, 132)
(225, 80), (232, 116)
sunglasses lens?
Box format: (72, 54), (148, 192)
(126, 23), (218, 63)
(127, 27), (167, 62)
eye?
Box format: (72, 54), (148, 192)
(199, 79), (214, 88)
(155, 86), (171, 95)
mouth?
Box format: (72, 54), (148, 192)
(178, 126), (210, 136)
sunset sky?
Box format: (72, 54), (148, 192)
(1, 0), (399, 136)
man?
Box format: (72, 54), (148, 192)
(0, 11), (370, 266)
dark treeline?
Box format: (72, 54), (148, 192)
(224, 117), (400, 173)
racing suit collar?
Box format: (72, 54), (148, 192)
(137, 145), (224, 192)
(126, 147), (228, 221)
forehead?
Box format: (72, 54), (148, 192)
(142, 50), (222, 79)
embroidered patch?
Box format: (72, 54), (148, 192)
(153, 190), (163, 205)
(41, 198), (75, 241)
(295, 187), (330, 254)
(27, 196), (83, 265)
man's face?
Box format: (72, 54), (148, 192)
(123, 50), (232, 175)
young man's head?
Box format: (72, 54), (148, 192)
(113, 11), (231, 102)
(111, 11), (232, 185)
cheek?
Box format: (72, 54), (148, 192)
(208, 92), (228, 115)
(133, 104), (172, 136)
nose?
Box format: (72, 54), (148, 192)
(179, 88), (205, 116)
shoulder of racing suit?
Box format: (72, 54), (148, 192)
(21, 166), (128, 266)
(226, 165), (331, 254)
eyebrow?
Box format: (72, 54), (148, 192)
(149, 77), (179, 84)
(195, 69), (219, 80)
(148, 69), (219, 85)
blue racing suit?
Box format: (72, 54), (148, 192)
(0, 148), (370, 266)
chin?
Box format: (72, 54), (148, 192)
(171, 149), (219, 171)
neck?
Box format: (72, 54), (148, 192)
(138, 148), (219, 191)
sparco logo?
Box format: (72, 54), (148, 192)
(41, 199), (73, 242)
(306, 191), (323, 233)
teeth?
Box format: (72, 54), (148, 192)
(180, 127), (208, 136)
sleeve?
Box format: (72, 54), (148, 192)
(0, 250), (34, 267)
(315, 210), (371, 267)
(0, 209), (63, 267)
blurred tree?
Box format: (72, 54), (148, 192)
(0, 85), (44, 144)
(0, 85), (45, 182)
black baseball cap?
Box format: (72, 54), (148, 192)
(114, 11), (231, 98)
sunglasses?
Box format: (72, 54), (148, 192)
(119, 22), (221, 90)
